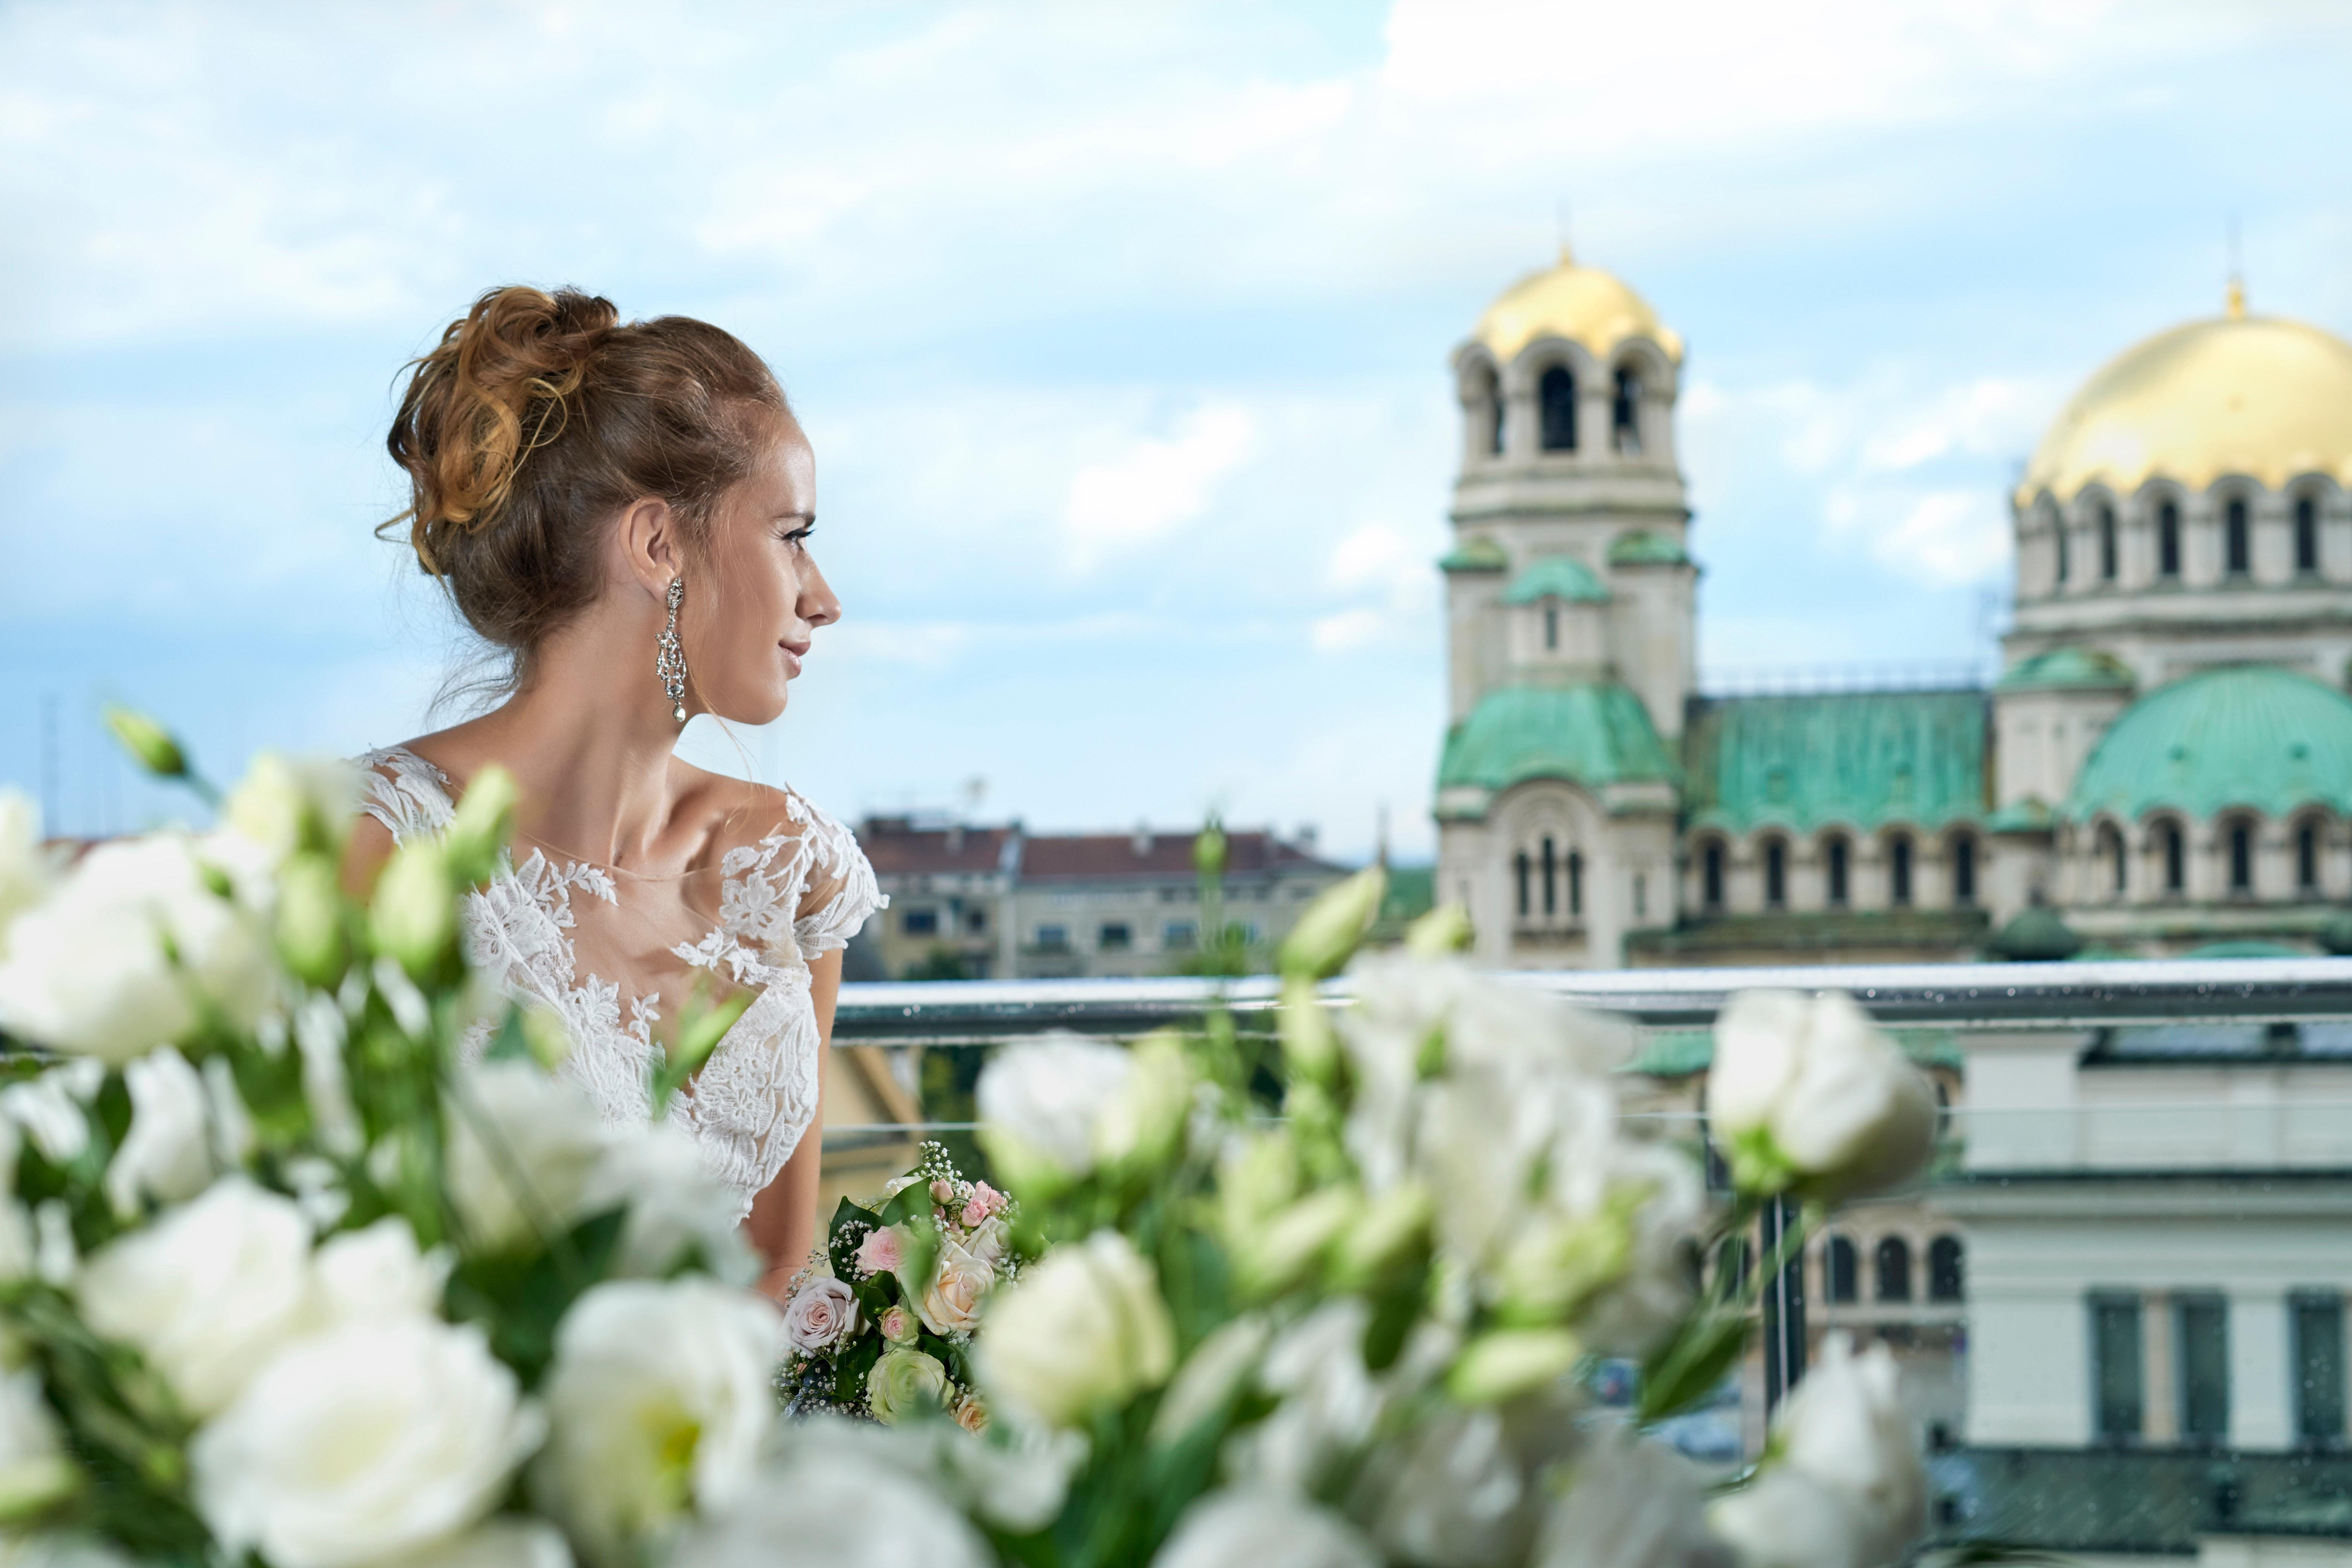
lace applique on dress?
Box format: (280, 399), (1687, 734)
(355, 748), (887, 1218)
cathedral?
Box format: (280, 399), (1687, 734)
(1433, 248), (2352, 969)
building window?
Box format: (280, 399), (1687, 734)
(1568, 850), (1583, 917)
(2225, 497), (2251, 577)
(1098, 922), (1132, 951)
(2228, 819), (2254, 895)
(1540, 836), (1558, 917)
(2099, 503), (2118, 581)
(2162, 821), (2186, 896)
(2092, 1295), (2145, 1442)
(1826, 836), (1850, 908)
(1875, 1236), (1912, 1302)
(1481, 366), (1504, 455)
(2296, 495), (2321, 575)
(2299, 821), (2321, 894)
(2054, 511), (2070, 584)
(2293, 1293), (2347, 1446)
(1825, 1234), (1859, 1304)
(902, 908), (939, 936)
(966, 906), (988, 933)
(1888, 835), (1914, 907)
(1515, 852), (1531, 918)
(1701, 842), (1725, 911)
(1162, 920), (1197, 950)
(2159, 501), (2182, 579)
(1928, 1236), (1965, 1302)
(1633, 872), (1646, 919)
(2178, 1295), (2231, 1446)
(1539, 366), (1577, 452)
(2103, 823), (2127, 897)
(1951, 835), (1977, 906)
(1612, 366), (1642, 455)
(1034, 924), (1069, 952)
(1543, 603), (1559, 651)
(1764, 840), (1787, 909)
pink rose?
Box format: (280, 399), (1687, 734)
(930, 1179), (956, 1204)
(855, 1224), (906, 1278)
(961, 1199), (991, 1229)
(880, 1305), (918, 1345)
(973, 1182), (1006, 1215)
(783, 1276), (861, 1354)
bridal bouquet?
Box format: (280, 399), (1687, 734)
(778, 1144), (1017, 1428)
(0, 717), (784, 1568)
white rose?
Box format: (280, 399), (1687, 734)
(76, 1176), (313, 1416)
(866, 1347), (951, 1424)
(1535, 1429), (1735, 1568)
(191, 1317), (543, 1568)
(670, 1421), (991, 1568)
(445, 1062), (613, 1253)
(781, 1276), (860, 1354)
(0, 1364), (76, 1518)
(1707, 1334), (1925, 1568)
(103, 1046), (215, 1217)
(582, 1123), (756, 1284)
(374, 1518), (574, 1568)
(313, 1217), (449, 1328)
(532, 1279), (780, 1567)
(0, 790), (55, 959)
(976, 1231), (1174, 1430)
(1154, 1490), (1379, 1568)
(1709, 991), (1936, 1201)
(916, 1237), (993, 1337)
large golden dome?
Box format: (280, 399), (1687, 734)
(2019, 291), (2352, 503)
(1471, 245), (1683, 367)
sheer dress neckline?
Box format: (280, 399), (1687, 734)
(355, 744), (887, 1217)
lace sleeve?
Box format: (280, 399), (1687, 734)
(354, 747), (456, 845)
(790, 796), (887, 957)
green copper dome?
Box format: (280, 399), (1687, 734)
(1607, 530), (1691, 567)
(1502, 556), (1611, 605)
(1996, 646), (2135, 693)
(1436, 683), (1676, 798)
(2063, 665), (2352, 824)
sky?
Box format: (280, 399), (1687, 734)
(3, 0), (2349, 861)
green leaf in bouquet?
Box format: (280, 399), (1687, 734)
(651, 984), (754, 1116)
(1636, 1307), (1752, 1424)
(830, 1332), (883, 1406)
(1361, 1276), (1426, 1374)
(446, 1207), (628, 1387)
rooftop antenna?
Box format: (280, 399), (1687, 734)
(2225, 212), (2246, 319)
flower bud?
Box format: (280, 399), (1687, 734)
(274, 852), (349, 989)
(1278, 867), (1385, 982)
(1328, 1179), (1433, 1291)
(368, 839), (457, 983)
(1277, 976), (1339, 1084)
(1494, 1210), (1631, 1327)
(1404, 901), (1473, 958)
(443, 765), (519, 888)
(1192, 824), (1227, 879)
(1233, 1187), (1358, 1301)
(1446, 1327), (1580, 1405)
(104, 707), (187, 779)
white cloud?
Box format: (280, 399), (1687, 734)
(1310, 608), (1387, 652)
(1062, 404), (1254, 568)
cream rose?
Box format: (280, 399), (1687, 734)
(532, 1280), (780, 1567)
(916, 1237), (993, 1337)
(782, 1276), (860, 1354)
(977, 1231), (1174, 1430)
(866, 1348), (951, 1425)
(191, 1317), (542, 1568)
(77, 1176), (313, 1416)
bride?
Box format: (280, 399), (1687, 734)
(344, 285), (881, 1302)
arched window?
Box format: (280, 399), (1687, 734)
(1825, 835), (1850, 908)
(1701, 841), (1725, 911)
(2298, 819), (2321, 894)
(2162, 820), (2186, 895)
(2099, 503), (2118, 581)
(1481, 366), (1504, 456)
(2226, 497), (2251, 577)
(2296, 495), (2320, 575)
(1568, 850), (1584, 917)
(1875, 1236), (1913, 1303)
(2102, 822), (2127, 898)
(1888, 834), (1914, 907)
(2159, 500), (2182, 579)
(1543, 603), (1559, 651)
(1612, 366), (1642, 455)
(1928, 1236), (1965, 1302)
(1514, 851), (1531, 918)
(1539, 366), (1578, 452)
(1951, 834), (1977, 906)
(2228, 819), (2254, 895)
(1825, 1235), (1859, 1303)
(1764, 839), (1787, 909)
(1540, 836), (1558, 917)
(2053, 511), (2070, 584)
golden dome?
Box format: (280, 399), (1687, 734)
(2019, 296), (2352, 503)
(1470, 245), (1683, 367)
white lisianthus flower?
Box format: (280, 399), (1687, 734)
(867, 1347), (951, 1424)
(977, 1231), (1174, 1430)
(221, 754), (363, 869)
(1089, 1031), (1195, 1172)
(445, 1061), (614, 1253)
(1150, 1314), (1271, 1447)
(781, 1276), (859, 1354)
(0, 1363), (77, 1518)
(313, 1217), (449, 1328)
(1230, 1300), (1383, 1494)
(1709, 991), (1937, 1202)
(669, 1420), (991, 1568)
(1707, 1334), (1926, 1568)
(103, 1046), (216, 1217)
(77, 1176), (313, 1416)
(2, 1064), (100, 1167)
(1153, 1490), (1380, 1568)
(582, 1123), (755, 1284)
(1535, 1428), (1735, 1568)
(0, 790), (55, 958)
(374, 1518), (574, 1568)
(916, 1236), (993, 1337)
(974, 1034), (1132, 1191)
(532, 1280), (780, 1568)
(1350, 1405), (1533, 1567)
(191, 1317), (543, 1568)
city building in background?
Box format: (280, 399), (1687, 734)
(1435, 251), (2352, 970)
(855, 816), (1349, 980)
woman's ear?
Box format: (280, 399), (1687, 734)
(613, 496), (682, 599)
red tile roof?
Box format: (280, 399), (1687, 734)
(855, 819), (1340, 882)
(857, 820), (1015, 876)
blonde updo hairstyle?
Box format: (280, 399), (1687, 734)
(383, 285), (789, 695)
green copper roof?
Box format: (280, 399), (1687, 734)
(1984, 797), (2052, 833)
(2063, 665), (2352, 824)
(1502, 556), (1611, 605)
(1683, 689), (1988, 835)
(1437, 683), (1677, 795)
(1989, 905), (2084, 961)
(1626, 1027), (1961, 1079)
(1438, 537), (1508, 573)
(1996, 646), (2135, 692)
(1607, 530), (1690, 567)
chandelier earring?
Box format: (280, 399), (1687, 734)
(657, 576), (689, 724)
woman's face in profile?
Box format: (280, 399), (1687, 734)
(691, 416), (838, 727)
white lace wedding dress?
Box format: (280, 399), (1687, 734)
(358, 746), (885, 1219)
